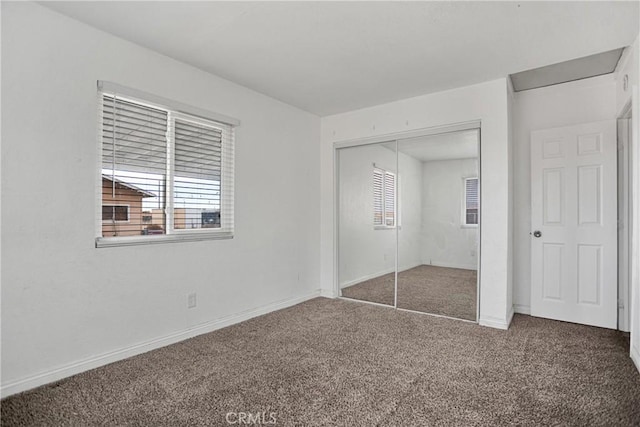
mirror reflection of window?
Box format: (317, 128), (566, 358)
(464, 177), (479, 226)
(373, 167), (396, 228)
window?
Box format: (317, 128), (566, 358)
(373, 167), (396, 228)
(97, 82), (236, 246)
(464, 177), (479, 226)
(102, 205), (129, 222)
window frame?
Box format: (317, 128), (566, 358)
(95, 81), (239, 248)
(101, 204), (130, 223)
(462, 176), (479, 228)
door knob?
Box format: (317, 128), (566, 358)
(533, 230), (542, 238)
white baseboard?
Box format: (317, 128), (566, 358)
(479, 313), (511, 330)
(319, 288), (336, 298)
(507, 306), (515, 327)
(632, 345), (640, 374)
(0, 290), (321, 398)
(514, 304), (531, 315)
(425, 260), (477, 271)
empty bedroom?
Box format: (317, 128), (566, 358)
(1, 1), (640, 425)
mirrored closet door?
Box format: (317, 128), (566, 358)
(396, 130), (479, 320)
(337, 127), (480, 322)
(338, 141), (397, 307)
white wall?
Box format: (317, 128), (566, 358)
(1, 2), (321, 396)
(512, 74), (618, 314)
(421, 159), (478, 270)
(337, 144), (422, 286)
(617, 37), (639, 117)
(321, 78), (513, 329)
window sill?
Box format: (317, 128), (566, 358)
(96, 231), (233, 248)
(374, 226), (397, 230)
(461, 224), (479, 229)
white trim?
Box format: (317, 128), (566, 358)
(97, 81), (240, 126)
(630, 83), (640, 363)
(394, 139), (399, 307)
(0, 290), (321, 398)
(96, 91), (104, 239)
(476, 128), (482, 324)
(479, 311), (512, 330)
(96, 231), (233, 248)
(617, 108), (632, 332)
(333, 147), (341, 299)
(165, 112), (175, 235)
(319, 289), (336, 298)
(631, 344), (640, 374)
(333, 120), (481, 149)
(514, 304), (531, 315)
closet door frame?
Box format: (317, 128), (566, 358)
(333, 120), (481, 323)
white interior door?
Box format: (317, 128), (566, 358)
(531, 120), (617, 329)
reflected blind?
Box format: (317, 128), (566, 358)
(373, 168), (384, 226)
(465, 177), (479, 225)
(373, 167), (396, 227)
(384, 172), (396, 227)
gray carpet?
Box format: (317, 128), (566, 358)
(341, 265), (477, 320)
(2, 298), (639, 426)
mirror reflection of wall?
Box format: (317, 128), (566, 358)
(397, 130), (479, 321)
(338, 141), (397, 307)
(337, 128), (479, 321)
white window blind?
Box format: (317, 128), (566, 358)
(384, 172), (396, 227)
(373, 167), (396, 228)
(464, 177), (479, 226)
(373, 168), (384, 226)
(98, 90), (235, 246)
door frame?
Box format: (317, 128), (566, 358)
(618, 101), (632, 332)
(333, 120), (482, 323)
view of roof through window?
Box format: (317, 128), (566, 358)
(101, 169), (220, 211)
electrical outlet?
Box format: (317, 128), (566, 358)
(187, 292), (197, 309)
